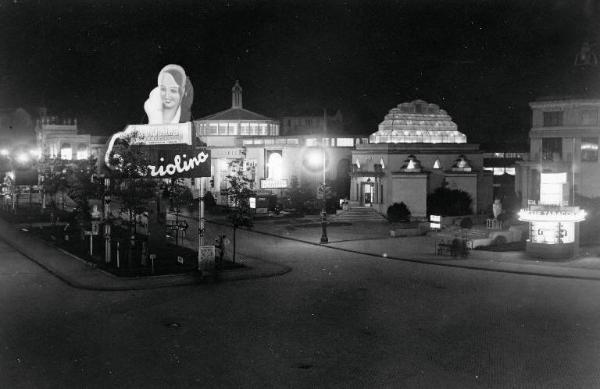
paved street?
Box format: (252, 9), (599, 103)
(2, 226), (600, 388)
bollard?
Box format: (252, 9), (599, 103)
(116, 241), (120, 268)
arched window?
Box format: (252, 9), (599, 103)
(267, 152), (283, 179)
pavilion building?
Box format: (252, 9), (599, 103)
(349, 100), (493, 218)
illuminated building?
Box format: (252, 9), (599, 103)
(349, 100), (493, 218)
(516, 98), (600, 203)
(194, 82), (359, 206)
(35, 110), (106, 161)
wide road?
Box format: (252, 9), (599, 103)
(2, 231), (600, 388)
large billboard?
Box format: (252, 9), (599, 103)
(104, 64), (208, 178)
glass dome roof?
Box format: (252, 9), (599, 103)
(369, 100), (467, 144)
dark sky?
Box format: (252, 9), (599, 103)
(1, 0), (599, 148)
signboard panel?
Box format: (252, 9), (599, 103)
(260, 178), (288, 189)
(126, 123), (192, 145)
(144, 146), (211, 178)
(14, 169), (38, 186)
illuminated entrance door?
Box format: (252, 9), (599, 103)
(361, 180), (374, 206)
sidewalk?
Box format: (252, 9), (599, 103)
(249, 217), (600, 281)
(0, 217), (291, 291)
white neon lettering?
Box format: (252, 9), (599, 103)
(147, 151), (209, 177)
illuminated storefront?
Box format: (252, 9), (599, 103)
(519, 173), (586, 259)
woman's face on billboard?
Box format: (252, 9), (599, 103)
(159, 72), (181, 110)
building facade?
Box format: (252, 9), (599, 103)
(350, 100), (493, 218)
(516, 98), (600, 205)
(35, 111), (107, 162)
(195, 82), (361, 206)
(281, 110), (343, 135)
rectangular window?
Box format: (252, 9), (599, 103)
(581, 137), (599, 162)
(543, 111), (563, 127)
(581, 109), (598, 125)
(336, 138), (354, 147)
(542, 138), (562, 161)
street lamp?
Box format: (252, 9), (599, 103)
(320, 145), (328, 244)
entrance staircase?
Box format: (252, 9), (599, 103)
(331, 206), (388, 223)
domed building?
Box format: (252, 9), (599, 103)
(195, 81), (361, 207)
(350, 100), (492, 218)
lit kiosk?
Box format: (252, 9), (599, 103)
(519, 173), (586, 259)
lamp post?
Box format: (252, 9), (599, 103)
(320, 148), (328, 243)
(320, 109), (328, 244)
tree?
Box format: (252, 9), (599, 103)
(107, 136), (159, 267)
(225, 164), (254, 263)
(64, 157), (104, 235)
(285, 176), (315, 215)
(165, 178), (193, 245)
(427, 186), (473, 216)
(39, 157), (71, 215)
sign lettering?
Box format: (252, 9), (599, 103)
(148, 150), (210, 178)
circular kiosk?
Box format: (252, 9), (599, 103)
(519, 173), (586, 259)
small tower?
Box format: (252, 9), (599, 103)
(232, 80), (243, 108)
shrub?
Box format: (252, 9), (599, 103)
(427, 186), (472, 216)
(387, 202), (411, 222)
(203, 191), (216, 209)
(460, 217), (473, 229)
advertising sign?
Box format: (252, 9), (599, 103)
(14, 169), (38, 186)
(126, 123), (192, 145)
(145, 146), (211, 178)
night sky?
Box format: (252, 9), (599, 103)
(1, 0), (599, 148)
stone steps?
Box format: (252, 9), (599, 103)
(331, 207), (388, 222)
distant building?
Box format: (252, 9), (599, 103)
(195, 82), (360, 206)
(516, 42), (600, 205)
(483, 151), (527, 200)
(350, 100), (493, 218)
(281, 110), (343, 135)
(35, 109), (107, 162)
(516, 97), (600, 204)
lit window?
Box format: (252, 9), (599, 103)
(267, 151), (283, 179)
(336, 138), (354, 147)
(60, 143), (72, 160)
(581, 137), (598, 162)
(76, 143), (88, 160)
